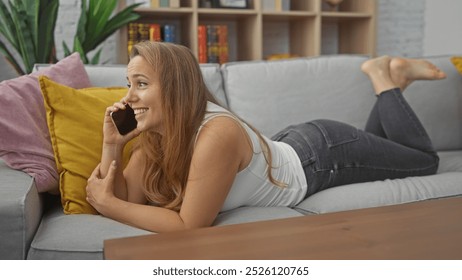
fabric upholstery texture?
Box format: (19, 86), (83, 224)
(0, 159), (42, 260)
(39, 76), (133, 214)
(0, 53), (92, 193)
(295, 172), (462, 215)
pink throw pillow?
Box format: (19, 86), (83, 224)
(0, 53), (92, 193)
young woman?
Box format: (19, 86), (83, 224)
(86, 41), (446, 232)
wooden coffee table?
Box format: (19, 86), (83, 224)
(104, 197), (462, 260)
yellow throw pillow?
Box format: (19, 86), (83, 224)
(451, 56), (462, 75)
(39, 76), (134, 214)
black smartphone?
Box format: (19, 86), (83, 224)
(110, 105), (138, 135)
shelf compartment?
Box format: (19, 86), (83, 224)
(321, 17), (375, 56)
(263, 15), (318, 59)
(199, 14), (260, 61)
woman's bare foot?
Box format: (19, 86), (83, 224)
(361, 55), (396, 95)
(390, 58), (447, 91)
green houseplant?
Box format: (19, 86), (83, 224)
(0, 0), (59, 75)
(0, 0), (141, 75)
(63, 0), (141, 64)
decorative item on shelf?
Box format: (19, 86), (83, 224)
(323, 0), (344, 11)
(266, 53), (299, 61)
(262, 0), (290, 11)
(200, 0), (213, 8)
(212, 0), (248, 9)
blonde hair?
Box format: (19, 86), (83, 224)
(130, 41), (284, 211)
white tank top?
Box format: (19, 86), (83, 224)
(197, 102), (307, 212)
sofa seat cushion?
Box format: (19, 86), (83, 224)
(0, 159), (42, 260)
(213, 206), (304, 226)
(27, 202), (149, 260)
(438, 150), (462, 172)
(295, 172), (462, 215)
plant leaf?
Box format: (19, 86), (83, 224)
(0, 1), (19, 50)
(90, 3), (141, 52)
(37, 0), (59, 63)
(0, 39), (25, 75)
(83, 0), (117, 52)
(9, 1), (35, 73)
(90, 48), (102, 65)
(73, 37), (88, 64)
(62, 41), (72, 58)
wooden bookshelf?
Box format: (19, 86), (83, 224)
(116, 0), (376, 63)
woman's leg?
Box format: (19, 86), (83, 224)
(362, 56), (446, 152)
(274, 56), (445, 197)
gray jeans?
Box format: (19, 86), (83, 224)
(272, 88), (439, 197)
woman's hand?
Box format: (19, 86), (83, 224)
(86, 161), (118, 215)
(103, 102), (140, 146)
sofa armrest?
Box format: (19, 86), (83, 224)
(0, 159), (44, 259)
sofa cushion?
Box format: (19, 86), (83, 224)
(39, 77), (133, 214)
(0, 159), (42, 260)
(0, 53), (92, 193)
(213, 206), (304, 226)
(437, 150), (462, 172)
(27, 201), (149, 260)
(222, 55), (375, 138)
(295, 172), (462, 215)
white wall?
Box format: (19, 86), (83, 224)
(423, 0), (462, 56)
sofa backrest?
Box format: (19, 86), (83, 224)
(403, 55), (462, 151)
(221, 55), (462, 151)
(221, 55), (376, 138)
(36, 54), (462, 151)
(34, 63), (228, 107)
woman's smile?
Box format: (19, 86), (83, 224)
(134, 108), (149, 116)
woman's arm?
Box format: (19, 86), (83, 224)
(86, 117), (251, 232)
(98, 104), (141, 201)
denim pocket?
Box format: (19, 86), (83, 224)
(311, 119), (359, 148)
(272, 124), (316, 166)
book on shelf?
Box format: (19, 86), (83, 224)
(149, 24), (162, 41)
(162, 24), (176, 43)
(198, 24), (229, 64)
(198, 25), (207, 63)
(151, 0), (159, 8)
(127, 23), (178, 55)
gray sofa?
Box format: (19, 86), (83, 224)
(1, 55), (462, 260)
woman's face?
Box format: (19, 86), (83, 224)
(126, 55), (164, 134)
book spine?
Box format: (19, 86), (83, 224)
(163, 24), (176, 43)
(217, 25), (228, 64)
(149, 24), (162, 41)
(275, 0), (282, 11)
(127, 23), (139, 55)
(138, 23), (150, 42)
(198, 25), (207, 63)
(206, 25), (219, 63)
(160, 0), (169, 7)
(151, 0), (160, 8)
